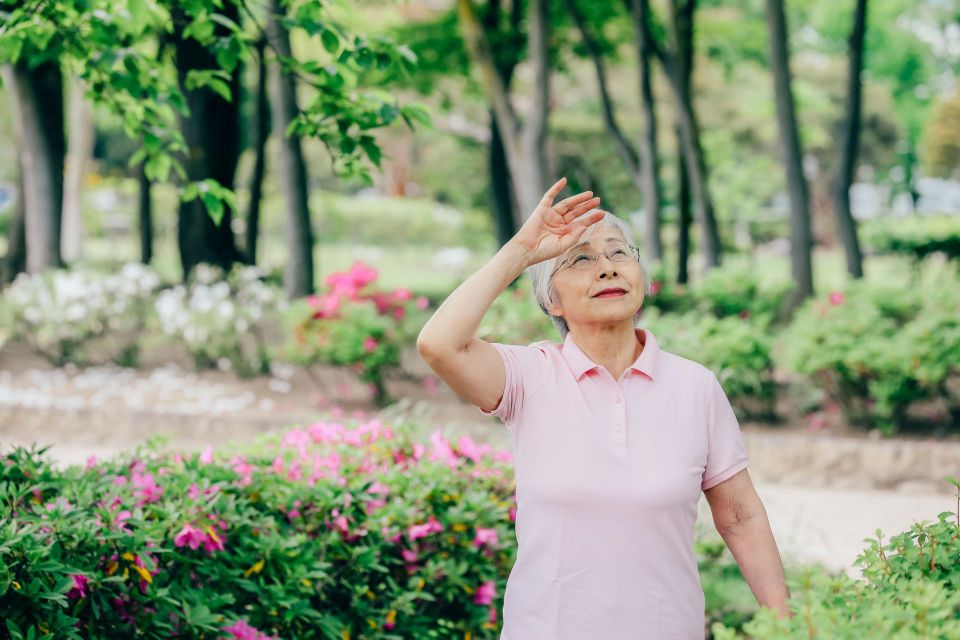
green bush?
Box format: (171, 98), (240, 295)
(782, 266), (960, 433)
(477, 279), (555, 345)
(712, 479), (960, 639)
(862, 214), (960, 262)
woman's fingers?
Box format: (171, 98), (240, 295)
(539, 176), (568, 208)
(564, 210), (606, 235)
(561, 197), (601, 221)
(554, 190), (594, 213)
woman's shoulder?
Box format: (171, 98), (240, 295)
(655, 347), (716, 385)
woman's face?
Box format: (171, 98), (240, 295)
(546, 227), (645, 330)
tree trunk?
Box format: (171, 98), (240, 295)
(489, 113), (517, 246)
(4, 60), (65, 274)
(656, 0), (721, 270)
(138, 159), (153, 264)
(765, 0), (814, 310)
(676, 123), (692, 285)
(61, 76), (93, 264)
(833, 0), (867, 279)
(457, 0), (552, 220)
(246, 37), (270, 266)
(631, 0), (664, 262)
(173, 6), (244, 281)
(267, 0), (314, 298)
(1, 171), (27, 284)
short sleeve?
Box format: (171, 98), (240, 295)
(701, 373), (750, 491)
(478, 342), (550, 427)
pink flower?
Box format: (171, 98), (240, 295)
(199, 447), (214, 464)
(307, 292), (341, 318)
(221, 619), (277, 640)
(489, 606), (498, 624)
(457, 435), (490, 463)
(174, 524), (206, 550)
(401, 549), (418, 563)
(132, 471), (164, 506)
(415, 295), (429, 310)
(393, 288), (413, 301)
(508, 506), (517, 522)
(650, 281), (662, 295)
(363, 337), (378, 352)
(423, 375), (439, 396)
(408, 515), (444, 541)
(85, 455), (98, 470)
(428, 429), (460, 468)
(828, 291), (844, 305)
(473, 580), (497, 606)
(473, 527), (499, 548)
(67, 574), (89, 599)
(392, 306), (405, 321)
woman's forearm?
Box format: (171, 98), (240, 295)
(719, 513), (793, 619)
(416, 239), (532, 353)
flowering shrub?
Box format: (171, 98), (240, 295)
(783, 265), (960, 433)
(0, 263), (161, 366)
(0, 418), (518, 639)
(156, 264), (286, 377)
(712, 478), (960, 639)
(283, 261), (430, 405)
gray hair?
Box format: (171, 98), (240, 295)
(526, 211), (652, 341)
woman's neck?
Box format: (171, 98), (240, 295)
(568, 322), (644, 380)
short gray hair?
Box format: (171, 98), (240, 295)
(526, 211), (652, 341)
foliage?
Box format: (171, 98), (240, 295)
(782, 263), (960, 433)
(0, 0), (429, 218)
(862, 215), (960, 262)
(0, 263), (161, 366)
(0, 421), (516, 639)
(155, 264), (285, 377)
(712, 478), (960, 639)
(283, 262), (430, 405)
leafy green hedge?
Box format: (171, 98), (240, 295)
(713, 478), (960, 639)
(782, 264), (960, 434)
(862, 215), (960, 262)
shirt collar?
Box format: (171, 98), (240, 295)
(561, 327), (660, 382)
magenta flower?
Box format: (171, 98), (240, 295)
(132, 471), (164, 506)
(221, 619), (277, 640)
(67, 574), (89, 599)
(828, 291), (845, 305)
(473, 527), (499, 548)
(473, 580), (497, 606)
(415, 295), (429, 310)
(457, 435), (490, 463)
(199, 446), (214, 464)
(174, 524), (206, 550)
(363, 336), (378, 352)
(401, 549), (418, 563)
(408, 514), (444, 541)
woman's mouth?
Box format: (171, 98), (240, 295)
(593, 288), (627, 298)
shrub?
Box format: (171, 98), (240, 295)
(712, 478), (960, 639)
(283, 261), (430, 405)
(782, 266), (960, 433)
(477, 278), (555, 345)
(0, 263), (161, 366)
(862, 214), (960, 262)
(155, 264), (286, 377)
(0, 420), (519, 639)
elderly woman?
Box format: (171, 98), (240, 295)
(417, 177), (791, 639)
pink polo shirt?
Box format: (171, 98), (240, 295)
(479, 327), (749, 639)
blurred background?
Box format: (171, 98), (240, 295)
(1, 0), (959, 636)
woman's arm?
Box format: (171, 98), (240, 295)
(417, 239), (532, 354)
(705, 470), (793, 619)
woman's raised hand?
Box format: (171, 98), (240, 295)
(512, 177), (605, 266)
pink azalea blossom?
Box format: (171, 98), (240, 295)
(428, 429), (459, 468)
(473, 527), (499, 548)
(363, 336), (378, 352)
(221, 619), (277, 640)
(408, 514), (444, 541)
(489, 606), (498, 624)
(85, 455), (98, 470)
(650, 281), (662, 295)
(199, 447), (214, 464)
(415, 295), (429, 310)
(174, 523), (206, 550)
(473, 580), (497, 606)
(457, 435), (490, 463)
(828, 291), (845, 305)
(393, 288), (413, 301)
(401, 549), (418, 563)
(67, 574), (89, 599)
(132, 471), (164, 506)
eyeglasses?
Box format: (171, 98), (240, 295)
(551, 242), (640, 277)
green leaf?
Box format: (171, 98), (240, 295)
(321, 28), (340, 55)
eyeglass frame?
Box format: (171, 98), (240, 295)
(550, 242), (641, 278)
